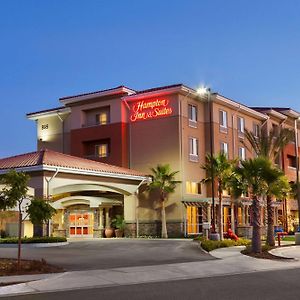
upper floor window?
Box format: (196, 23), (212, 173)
(220, 142), (229, 158)
(253, 123), (260, 138)
(95, 143), (109, 158)
(287, 155), (297, 168)
(189, 137), (199, 162)
(188, 104), (197, 128)
(219, 110), (228, 132)
(237, 116), (245, 137)
(96, 108), (110, 125)
(186, 181), (202, 194)
(238, 147), (246, 161)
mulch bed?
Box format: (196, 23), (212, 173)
(0, 258), (64, 277)
(241, 247), (294, 260)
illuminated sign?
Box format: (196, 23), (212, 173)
(130, 98), (173, 122)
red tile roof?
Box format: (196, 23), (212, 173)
(0, 149), (146, 178)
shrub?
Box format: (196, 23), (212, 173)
(200, 238), (251, 252)
(0, 236), (67, 244)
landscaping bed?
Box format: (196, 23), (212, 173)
(200, 238), (251, 252)
(241, 245), (294, 260)
(0, 258), (64, 276)
(0, 237), (67, 244)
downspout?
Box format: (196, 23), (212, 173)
(231, 105), (241, 159)
(56, 112), (65, 153)
(123, 100), (131, 168)
(45, 168), (59, 236)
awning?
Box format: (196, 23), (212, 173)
(182, 199), (210, 207)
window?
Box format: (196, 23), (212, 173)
(253, 123), (260, 138)
(186, 181), (202, 194)
(237, 116), (245, 137)
(189, 137), (199, 162)
(287, 155), (297, 168)
(238, 147), (246, 160)
(272, 124), (279, 137)
(219, 110), (227, 132)
(96, 109), (109, 125)
(188, 104), (197, 127)
(220, 142), (228, 157)
(95, 143), (109, 158)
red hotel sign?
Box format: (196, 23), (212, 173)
(130, 98), (173, 122)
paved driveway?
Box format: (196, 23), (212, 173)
(0, 239), (213, 271)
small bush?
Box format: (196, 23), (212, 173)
(0, 236), (67, 244)
(201, 238), (251, 252)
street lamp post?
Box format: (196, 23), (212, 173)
(294, 118), (300, 231)
(197, 87), (216, 233)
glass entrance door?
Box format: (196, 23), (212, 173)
(69, 212), (93, 237)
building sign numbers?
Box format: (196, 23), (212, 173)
(41, 124), (49, 130)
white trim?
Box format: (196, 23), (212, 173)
(122, 85), (198, 102)
(60, 87), (136, 105)
(27, 107), (71, 120)
(0, 165), (150, 182)
(214, 94), (268, 120)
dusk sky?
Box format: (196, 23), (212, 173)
(1, 1), (300, 158)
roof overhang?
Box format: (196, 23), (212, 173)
(122, 85), (198, 102)
(261, 109), (287, 121)
(0, 165), (150, 183)
(27, 107), (71, 120)
(278, 109), (300, 119)
(214, 94), (268, 120)
(60, 86), (136, 106)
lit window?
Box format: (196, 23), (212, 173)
(219, 110), (227, 130)
(96, 111), (109, 125)
(95, 144), (109, 158)
(238, 147), (246, 160)
(186, 181), (201, 194)
(220, 142), (228, 157)
(188, 104), (197, 127)
(189, 137), (199, 161)
(237, 116), (245, 136)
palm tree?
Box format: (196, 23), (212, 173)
(233, 157), (273, 253)
(201, 152), (234, 240)
(263, 168), (290, 246)
(243, 127), (294, 161)
(148, 164), (180, 238)
(243, 127), (294, 247)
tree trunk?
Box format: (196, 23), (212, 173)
(218, 187), (223, 240)
(17, 203), (22, 270)
(251, 195), (261, 253)
(266, 195), (275, 246)
(161, 199), (168, 239)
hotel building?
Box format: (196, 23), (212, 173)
(1, 83), (299, 238)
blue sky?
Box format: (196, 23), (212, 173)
(1, 0), (300, 158)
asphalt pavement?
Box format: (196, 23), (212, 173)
(5, 268), (300, 300)
(0, 239), (213, 271)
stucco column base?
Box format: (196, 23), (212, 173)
(237, 226), (252, 238)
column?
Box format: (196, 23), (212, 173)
(241, 205), (245, 226)
(105, 207), (110, 228)
(245, 205), (249, 226)
(207, 204), (211, 223)
(230, 203), (235, 231)
(99, 207), (104, 237)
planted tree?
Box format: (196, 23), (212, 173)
(148, 164), (180, 238)
(264, 172), (290, 246)
(233, 157), (273, 253)
(243, 127), (294, 247)
(201, 152), (234, 240)
(0, 170), (56, 269)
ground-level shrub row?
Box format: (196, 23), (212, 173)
(0, 236), (67, 244)
(201, 238), (251, 252)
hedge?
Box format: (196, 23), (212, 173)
(0, 237), (67, 244)
(201, 238), (251, 252)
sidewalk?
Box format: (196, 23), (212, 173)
(1, 245), (300, 298)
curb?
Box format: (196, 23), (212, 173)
(0, 242), (69, 248)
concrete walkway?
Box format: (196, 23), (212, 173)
(2, 245), (300, 298)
